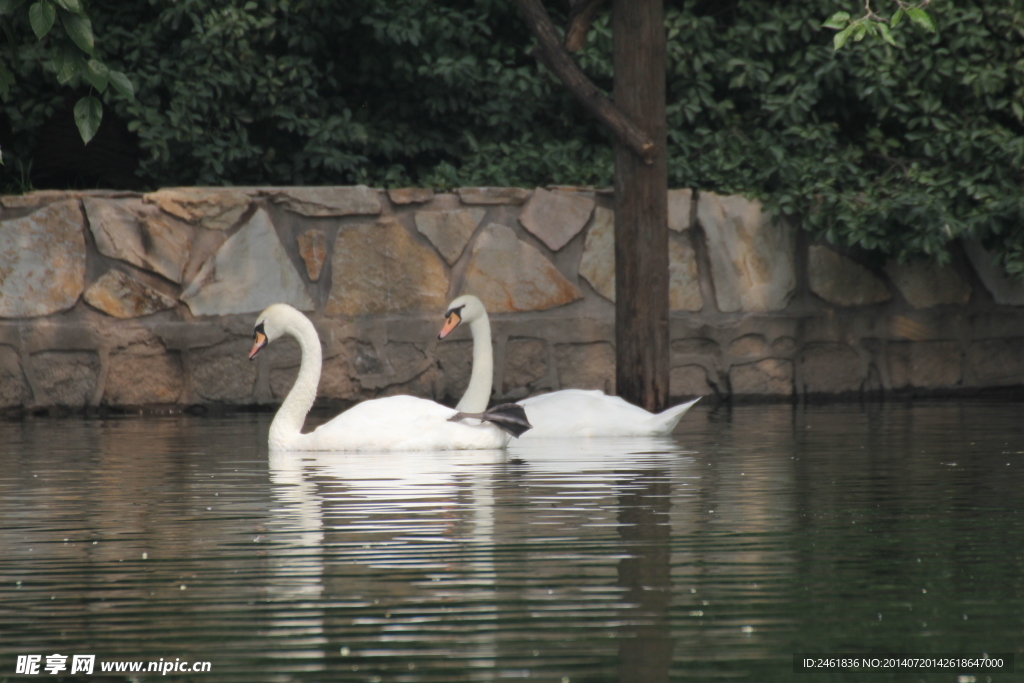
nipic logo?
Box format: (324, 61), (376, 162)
(16, 654), (95, 675)
(15, 654), (209, 675)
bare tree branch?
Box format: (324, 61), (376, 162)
(565, 0), (606, 51)
(515, 0), (656, 164)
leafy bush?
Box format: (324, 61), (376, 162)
(1, 1), (1022, 272)
(657, 1), (1024, 271)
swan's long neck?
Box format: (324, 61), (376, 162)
(269, 314), (322, 449)
(456, 312), (493, 413)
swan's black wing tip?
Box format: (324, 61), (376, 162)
(481, 403), (532, 438)
(448, 404), (533, 438)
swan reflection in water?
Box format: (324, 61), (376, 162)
(265, 437), (690, 680)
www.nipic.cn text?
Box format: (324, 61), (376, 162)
(16, 654), (212, 676)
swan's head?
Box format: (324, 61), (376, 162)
(249, 303), (303, 360)
(438, 294), (487, 339)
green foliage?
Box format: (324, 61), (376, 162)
(1, 0), (1023, 275)
(659, 0), (1024, 271)
(824, 2), (935, 50)
(0, 0), (133, 143)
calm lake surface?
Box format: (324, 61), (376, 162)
(1, 401), (1022, 682)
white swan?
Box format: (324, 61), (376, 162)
(438, 294), (700, 438)
(249, 303), (530, 451)
(517, 389), (699, 438)
(438, 294), (495, 413)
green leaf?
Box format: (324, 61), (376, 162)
(60, 9), (93, 53)
(0, 0), (27, 15)
(877, 22), (897, 46)
(28, 0), (55, 39)
(73, 94), (102, 144)
(852, 22), (868, 42)
(833, 24), (856, 50)
(52, 43), (81, 84)
(906, 8), (937, 33)
(890, 8), (904, 27)
(53, 0), (81, 12)
(823, 11), (850, 30)
(108, 69), (134, 100)
(84, 58), (108, 92)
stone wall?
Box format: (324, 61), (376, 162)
(2, 185), (1023, 414)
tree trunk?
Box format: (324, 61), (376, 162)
(612, 0), (669, 412)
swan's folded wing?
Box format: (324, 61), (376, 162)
(304, 395), (509, 451)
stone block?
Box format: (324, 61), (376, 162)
(579, 211), (700, 309)
(269, 186), (381, 217)
(84, 270), (178, 319)
(342, 338), (384, 376)
(30, 351), (99, 407)
(457, 187), (531, 205)
(729, 334), (768, 358)
(191, 342), (257, 402)
(270, 338), (367, 401)
(0, 345), (29, 408)
(772, 337), (797, 354)
(502, 337), (548, 394)
(729, 359), (793, 396)
(963, 241), (1024, 305)
(579, 206), (615, 301)
(463, 223), (582, 313)
(885, 260), (971, 308)
(434, 339), (473, 403)
(518, 187), (595, 251)
(317, 354), (360, 401)
(670, 364), (715, 396)
(415, 207), (486, 264)
(388, 188), (435, 205)
(554, 342), (614, 393)
(143, 188), (251, 230)
(297, 229), (327, 281)
(326, 216), (449, 316)
(668, 188), (693, 232)
(672, 337), (720, 359)
(965, 338), (1024, 387)
(182, 209), (314, 316)
(105, 347), (184, 405)
(84, 197), (192, 283)
(383, 342), (434, 382)
(669, 235), (702, 311)
(375, 342), (441, 398)
(697, 191), (795, 313)
(888, 340), (961, 389)
(808, 245), (891, 307)
(800, 343), (863, 394)
(0, 199), (86, 318)
(1, 191), (73, 209)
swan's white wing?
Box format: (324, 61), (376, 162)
(296, 395), (510, 451)
(518, 390), (697, 438)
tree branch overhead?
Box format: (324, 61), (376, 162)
(515, 0), (656, 164)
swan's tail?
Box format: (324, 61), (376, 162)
(643, 397), (701, 435)
(449, 403), (533, 438)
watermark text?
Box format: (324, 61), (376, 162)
(16, 654), (211, 676)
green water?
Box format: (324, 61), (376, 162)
(0, 401), (1021, 682)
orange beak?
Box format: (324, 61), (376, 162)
(438, 311), (462, 339)
(248, 331), (268, 360)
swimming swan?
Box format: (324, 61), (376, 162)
(438, 294), (699, 438)
(249, 303), (531, 451)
